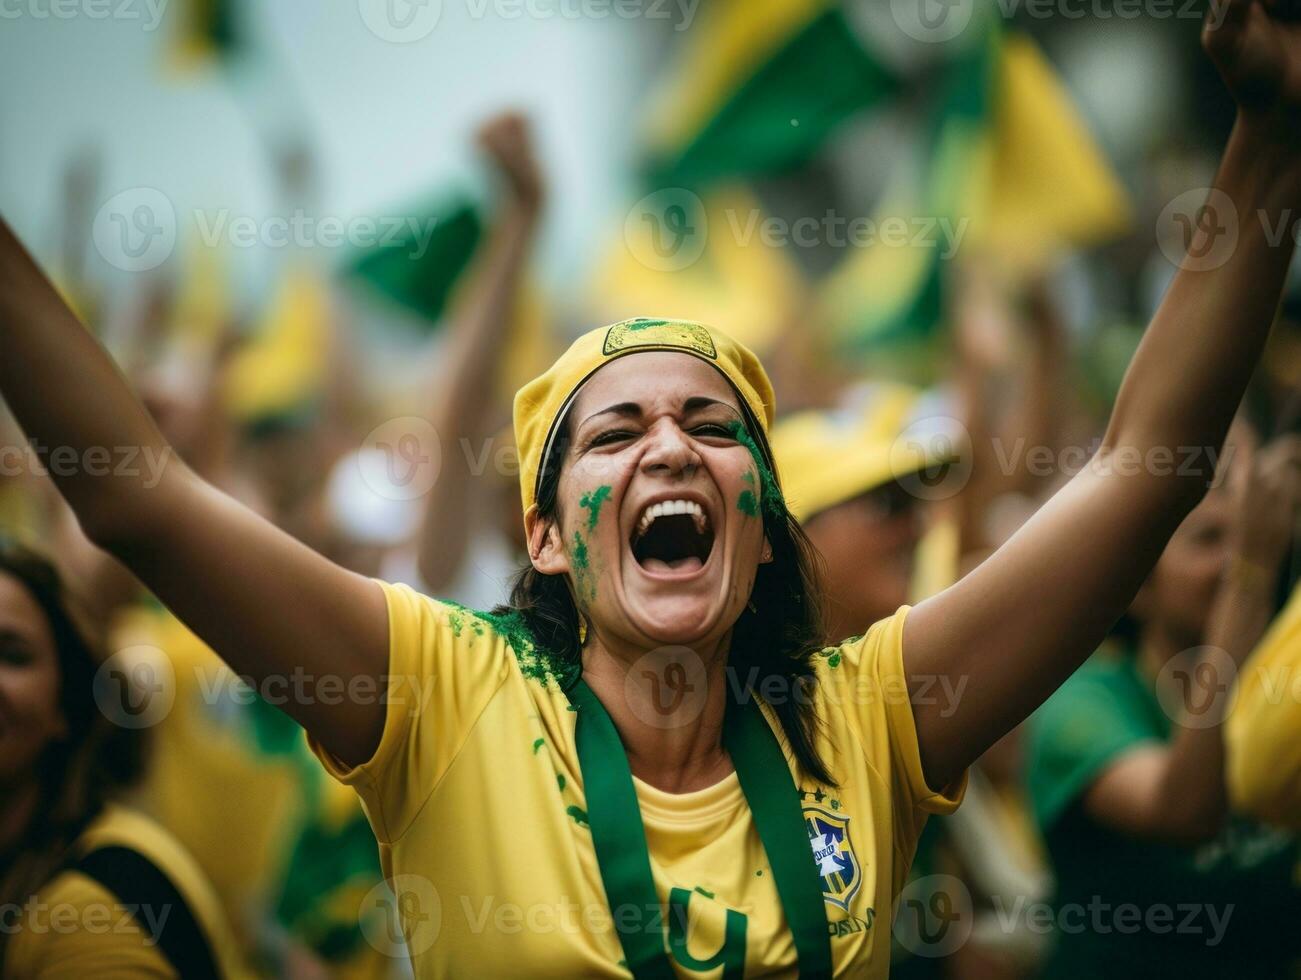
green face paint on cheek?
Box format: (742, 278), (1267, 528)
(726, 421), (788, 521)
(571, 530), (597, 603)
(579, 485), (612, 532)
(737, 489), (759, 517)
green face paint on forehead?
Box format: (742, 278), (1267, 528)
(727, 421), (788, 522)
(579, 485), (612, 532)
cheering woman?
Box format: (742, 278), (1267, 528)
(2, 4), (1299, 976)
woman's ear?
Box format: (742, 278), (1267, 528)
(760, 535), (773, 564)
(525, 505), (569, 575)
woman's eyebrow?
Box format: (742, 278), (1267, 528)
(578, 395), (739, 430)
(682, 396), (739, 416)
(579, 401), (643, 428)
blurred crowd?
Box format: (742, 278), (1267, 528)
(3, 1), (1301, 977)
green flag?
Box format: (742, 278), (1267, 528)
(642, 0), (899, 191)
(341, 197), (483, 333)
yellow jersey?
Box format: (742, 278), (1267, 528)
(113, 604), (387, 976)
(112, 606), (310, 954)
(311, 582), (965, 977)
(1227, 581), (1301, 830)
(3, 804), (246, 979)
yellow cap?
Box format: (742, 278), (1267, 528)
(772, 385), (952, 523)
(513, 318), (777, 516)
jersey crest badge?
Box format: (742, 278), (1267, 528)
(805, 805), (862, 912)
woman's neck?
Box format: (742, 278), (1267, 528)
(581, 633), (735, 794)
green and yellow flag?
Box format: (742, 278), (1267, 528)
(642, 0), (899, 190)
(819, 27), (1131, 354)
(340, 196), (484, 334)
(820, 25), (997, 354)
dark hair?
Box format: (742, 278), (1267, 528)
(496, 415), (837, 786)
(0, 545), (144, 957)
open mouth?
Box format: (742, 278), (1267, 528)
(630, 499), (715, 574)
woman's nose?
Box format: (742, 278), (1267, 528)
(640, 420), (701, 478)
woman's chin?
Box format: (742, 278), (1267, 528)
(624, 595), (729, 648)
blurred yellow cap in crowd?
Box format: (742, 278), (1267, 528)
(773, 384), (953, 524)
(513, 317), (776, 517)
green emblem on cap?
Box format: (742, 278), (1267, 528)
(603, 318), (718, 359)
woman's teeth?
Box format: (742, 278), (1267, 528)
(635, 499), (708, 538)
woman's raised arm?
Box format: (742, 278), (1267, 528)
(905, 0), (1301, 789)
(0, 216), (388, 767)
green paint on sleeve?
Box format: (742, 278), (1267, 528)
(557, 774), (566, 791)
(814, 646), (843, 669)
(532, 738), (545, 754)
(438, 599), (578, 688)
(566, 805), (589, 827)
(755, 870), (763, 877)
(693, 886), (715, 899)
(579, 485), (612, 532)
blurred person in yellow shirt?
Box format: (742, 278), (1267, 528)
(0, 544), (244, 978)
(1226, 519), (1301, 830)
